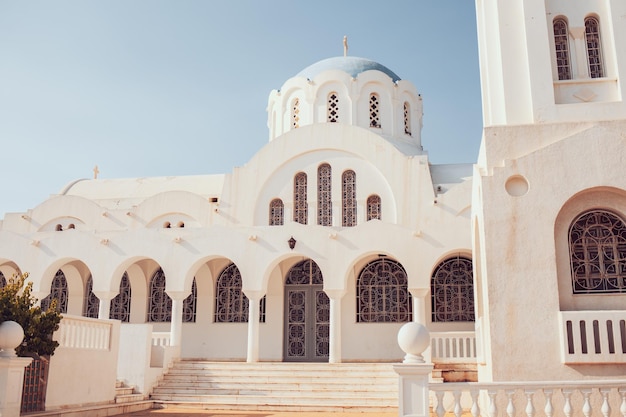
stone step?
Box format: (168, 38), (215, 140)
(115, 386), (135, 396)
(150, 360), (399, 412)
(115, 393), (147, 404)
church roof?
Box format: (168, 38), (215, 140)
(296, 56), (401, 82)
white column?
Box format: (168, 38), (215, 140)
(325, 289), (346, 364)
(93, 291), (116, 320)
(244, 290), (264, 363)
(166, 292), (187, 348)
(410, 288), (429, 324)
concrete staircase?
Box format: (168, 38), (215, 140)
(115, 380), (145, 404)
(150, 360), (399, 412)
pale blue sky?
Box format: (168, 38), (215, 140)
(0, 1), (482, 218)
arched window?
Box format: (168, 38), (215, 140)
(215, 263), (266, 323)
(553, 18), (572, 81)
(269, 198), (284, 226)
(318, 164), (332, 226)
(0, 271), (6, 288)
(82, 275), (100, 319)
(431, 256), (475, 322)
(569, 210), (626, 294)
(357, 258), (411, 322)
(147, 268), (172, 322)
(342, 170), (356, 227)
(110, 273), (131, 322)
(327, 92), (339, 123)
(403, 102), (411, 136)
(292, 98), (300, 129)
(41, 270), (68, 313)
(183, 278), (197, 323)
(585, 16), (604, 78)
(367, 194), (382, 221)
(294, 172), (308, 225)
(369, 93), (381, 128)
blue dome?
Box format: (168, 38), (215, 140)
(296, 56), (401, 83)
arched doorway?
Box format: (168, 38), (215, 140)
(283, 259), (329, 362)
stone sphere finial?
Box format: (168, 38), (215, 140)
(397, 321), (430, 363)
(0, 321), (25, 357)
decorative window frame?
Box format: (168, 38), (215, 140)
(292, 98), (300, 129)
(366, 194), (382, 221)
(110, 272), (131, 322)
(269, 198), (284, 226)
(327, 92), (339, 123)
(317, 164), (332, 226)
(553, 17), (572, 80)
(569, 209), (626, 294)
(431, 256), (475, 322)
(41, 270), (68, 313)
(584, 16), (604, 79)
(82, 275), (100, 319)
(403, 102), (411, 136)
(369, 93), (381, 128)
(342, 170), (356, 227)
(147, 268), (172, 322)
(293, 172), (308, 225)
(356, 258), (412, 323)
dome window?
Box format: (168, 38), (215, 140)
(585, 16), (604, 79)
(327, 92), (339, 123)
(553, 18), (572, 80)
(269, 198), (284, 226)
(369, 93), (381, 128)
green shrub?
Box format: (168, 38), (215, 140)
(0, 273), (62, 357)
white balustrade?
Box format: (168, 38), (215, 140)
(54, 315), (112, 350)
(151, 332), (171, 347)
(431, 331), (477, 364)
(430, 381), (626, 417)
(559, 311), (626, 364)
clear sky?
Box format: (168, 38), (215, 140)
(0, 1), (482, 218)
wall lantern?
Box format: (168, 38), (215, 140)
(288, 236), (297, 250)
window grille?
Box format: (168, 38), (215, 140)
(553, 18), (572, 80)
(183, 278), (197, 323)
(285, 259), (323, 285)
(41, 270), (68, 313)
(293, 172), (308, 225)
(585, 17), (604, 78)
(318, 164), (332, 226)
(569, 210), (626, 294)
(404, 102), (411, 136)
(148, 268), (172, 322)
(82, 275), (100, 319)
(269, 198), (284, 226)
(431, 256), (475, 322)
(369, 93), (381, 128)
(327, 92), (339, 123)
(356, 258), (411, 322)
(0, 271), (5, 288)
(292, 98), (300, 129)
(110, 273), (131, 322)
(342, 170), (356, 227)
(215, 263), (266, 323)
(367, 195), (382, 221)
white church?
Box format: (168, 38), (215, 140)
(1, 0), (626, 414)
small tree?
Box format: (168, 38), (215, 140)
(0, 273), (62, 357)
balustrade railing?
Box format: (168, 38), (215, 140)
(559, 311), (626, 364)
(151, 332), (171, 347)
(430, 381), (626, 417)
(54, 315), (112, 350)
(431, 331), (477, 364)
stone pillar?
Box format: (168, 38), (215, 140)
(410, 288), (429, 325)
(393, 322), (433, 417)
(325, 289), (346, 364)
(244, 290), (264, 363)
(0, 321), (33, 417)
(94, 291), (116, 320)
(166, 292), (188, 348)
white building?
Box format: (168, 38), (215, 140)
(1, 0), (625, 400)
